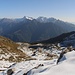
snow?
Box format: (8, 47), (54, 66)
(60, 33), (75, 47)
(37, 17), (57, 23)
(26, 16), (33, 20)
(0, 61), (13, 71)
(0, 45), (75, 75)
(28, 51), (75, 75)
(0, 59), (56, 75)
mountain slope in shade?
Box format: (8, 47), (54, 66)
(35, 31), (75, 44)
(60, 32), (75, 47)
(0, 17), (75, 43)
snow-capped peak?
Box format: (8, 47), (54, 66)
(26, 16), (34, 20)
(15, 16), (34, 22)
(23, 16), (34, 20)
(37, 17), (57, 23)
(37, 16), (47, 22)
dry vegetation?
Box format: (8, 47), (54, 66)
(0, 36), (32, 62)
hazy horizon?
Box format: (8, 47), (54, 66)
(0, 0), (75, 22)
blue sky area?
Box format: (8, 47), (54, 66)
(0, 0), (75, 22)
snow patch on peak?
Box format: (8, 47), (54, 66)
(37, 17), (57, 23)
(23, 16), (34, 20)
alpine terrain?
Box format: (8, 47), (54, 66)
(0, 17), (75, 43)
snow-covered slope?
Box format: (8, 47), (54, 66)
(61, 33), (75, 47)
(0, 41), (74, 75)
(27, 51), (75, 75)
(0, 50), (75, 75)
(0, 36), (75, 75)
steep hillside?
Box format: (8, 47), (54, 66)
(60, 32), (75, 47)
(35, 31), (75, 44)
(0, 36), (31, 62)
(0, 43), (74, 75)
(0, 17), (75, 43)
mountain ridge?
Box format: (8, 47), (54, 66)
(0, 16), (75, 43)
(32, 31), (75, 44)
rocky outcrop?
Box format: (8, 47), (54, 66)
(57, 46), (74, 64)
(7, 68), (15, 75)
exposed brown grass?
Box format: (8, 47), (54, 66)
(0, 36), (33, 62)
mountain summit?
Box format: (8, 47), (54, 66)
(37, 17), (57, 23)
(0, 16), (75, 43)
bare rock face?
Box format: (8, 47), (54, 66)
(7, 68), (14, 75)
(57, 51), (66, 64)
(57, 46), (74, 64)
(23, 73), (27, 75)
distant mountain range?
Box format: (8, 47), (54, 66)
(0, 16), (75, 43)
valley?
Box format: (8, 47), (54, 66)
(0, 17), (75, 43)
(0, 33), (75, 75)
(1, 0), (75, 75)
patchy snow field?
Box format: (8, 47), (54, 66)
(0, 59), (56, 75)
(0, 51), (75, 75)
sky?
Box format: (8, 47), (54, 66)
(0, 0), (75, 22)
